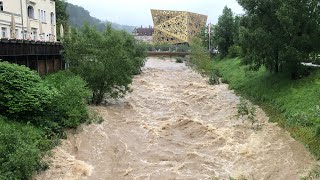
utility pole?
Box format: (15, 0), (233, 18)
(20, 0), (24, 40)
(208, 23), (211, 52)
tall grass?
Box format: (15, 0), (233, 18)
(213, 58), (320, 159)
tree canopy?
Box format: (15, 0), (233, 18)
(213, 6), (235, 58)
(238, 0), (320, 77)
(63, 24), (146, 104)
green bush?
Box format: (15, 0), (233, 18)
(176, 57), (184, 63)
(177, 44), (190, 52)
(189, 37), (213, 75)
(154, 43), (171, 52)
(44, 71), (91, 128)
(228, 45), (242, 58)
(0, 61), (53, 120)
(0, 116), (51, 179)
(209, 69), (221, 85)
(64, 24), (146, 105)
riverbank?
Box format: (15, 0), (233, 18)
(212, 58), (320, 160)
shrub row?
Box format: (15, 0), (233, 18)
(0, 61), (91, 179)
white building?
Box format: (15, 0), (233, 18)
(0, 0), (56, 41)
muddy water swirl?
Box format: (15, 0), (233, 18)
(35, 57), (317, 180)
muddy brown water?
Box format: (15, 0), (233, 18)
(36, 57), (318, 180)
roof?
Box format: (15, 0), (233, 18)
(133, 27), (154, 36)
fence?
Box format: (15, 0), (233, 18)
(0, 39), (64, 75)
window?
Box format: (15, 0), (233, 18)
(27, 6), (34, 19)
(23, 30), (27, 39)
(43, 11), (46, 23)
(39, 10), (47, 23)
(50, 12), (54, 24)
(40, 10), (43, 22)
(1, 27), (7, 38)
(15, 29), (19, 39)
(32, 28), (37, 41)
(0, 1), (3, 11)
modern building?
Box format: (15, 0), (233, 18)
(151, 9), (207, 44)
(132, 26), (154, 43)
(0, 0), (56, 42)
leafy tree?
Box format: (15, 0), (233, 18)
(238, 0), (320, 77)
(0, 62), (53, 120)
(64, 24), (146, 105)
(55, 0), (69, 39)
(189, 37), (213, 74)
(213, 6), (235, 57)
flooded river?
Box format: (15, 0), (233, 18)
(36, 57), (317, 180)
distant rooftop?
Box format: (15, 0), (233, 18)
(133, 26), (154, 36)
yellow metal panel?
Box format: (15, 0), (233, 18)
(151, 9), (207, 44)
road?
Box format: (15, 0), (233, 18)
(36, 57), (317, 180)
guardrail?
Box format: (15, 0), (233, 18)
(147, 51), (190, 57)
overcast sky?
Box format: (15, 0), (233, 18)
(67, 0), (244, 27)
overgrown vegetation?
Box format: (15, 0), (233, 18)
(175, 57), (184, 63)
(0, 117), (51, 179)
(208, 69), (220, 85)
(0, 62), (92, 178)
(0, 62), (53, 121)
(301, 165), (320, 180)
(189, 37), (213, 75)
(44, 71), (91, 129)
(237, 97), (258, 126)
(64, 24), (147, 105)
(212, 58), (320, 158)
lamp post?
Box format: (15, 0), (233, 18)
(208, 23), (211, 52)
(20, 0), (25, 40)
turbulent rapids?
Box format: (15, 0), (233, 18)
(36, 57), (317, 179)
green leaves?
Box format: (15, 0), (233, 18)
(0, 117), (50, 179)
(214, 6), (236, 58)
(238, 0), (320, 76)
(44, 71), (91, 128)
(64, 24), (146, 105)
(0, 62), (53, 120)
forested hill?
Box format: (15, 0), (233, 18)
(66, 3), (136, 33)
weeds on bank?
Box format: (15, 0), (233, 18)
(300, 165), (320, 180)
(86, 110), (104, 125)
(209, 69), (221, 85)
(213, 58), (320, 158)
(176, 57), (184, 63)
(237, 97), (260, 129)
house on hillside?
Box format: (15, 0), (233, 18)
(132, 26), (154, 43)
(0, 0), (57, 42)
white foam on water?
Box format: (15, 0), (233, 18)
(35, 57), (318, 180)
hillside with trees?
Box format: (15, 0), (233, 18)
(66, 3), (136, 33)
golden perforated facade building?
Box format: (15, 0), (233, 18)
(151, 9), (207, 44)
